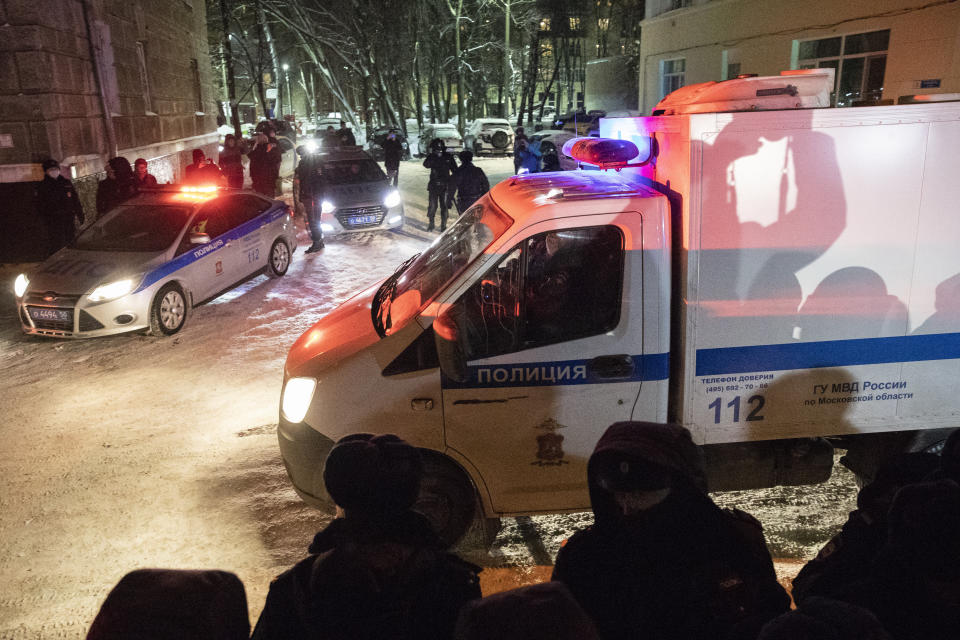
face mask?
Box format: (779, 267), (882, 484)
(46, 169), (60, 179)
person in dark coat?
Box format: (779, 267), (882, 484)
(184, 149), (225, 186)
(322, 125), (340, 150)
(383, 130), (403, 187)
(86, 568), (250, 640)
(247, 133), (283, 197)
(446, 150), (490, 214)
(296, 148), (325, 253)
(454, 582), (599, 640)
(830, 479), (960, 640)
(422, 138), (458, 232)
(791, 451), (940, 604)
(251, 434), (481, 640)
(757, 596), (891, 640)
(36, 158), (85, 255)
(337, 121), (356, 147)
(218, 134), (246, 189)
(552, 422), (790, 640)
(513, 126), (528, 174)
(96, 157), (138, 215)
(133, 158), (158, 188)
(541, 147), (561, 172)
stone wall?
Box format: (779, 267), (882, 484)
(0, 0), (220, 262)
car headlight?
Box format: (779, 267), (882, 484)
(321, 200), (335, 214)
(14, 273), (29, 298)
(383, 190), (402, 208)
(281, 377), (317, 423)
(87, 279), (134, 302)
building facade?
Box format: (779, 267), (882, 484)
(1, 0), (220, 261)
(638, 0), (960, 113)
(584, 0), (643, 113)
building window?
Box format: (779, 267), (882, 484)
(659, 58), (685, 99)
(796, 29), (889, 106)
(540, 17), (551, 31)
(136, 42), (152, 113)
(190, 58), (203, 114)
(569, 17), (581, 30)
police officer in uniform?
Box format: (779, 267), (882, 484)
(36, 158), (85, 255)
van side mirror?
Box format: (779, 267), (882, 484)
(433, 306), (468, 383)
(189, 232), (211, 245)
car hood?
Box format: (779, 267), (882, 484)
(27, 248), (167, 295)
(327, 181), (391, 206)
(285, 278), (384, 376)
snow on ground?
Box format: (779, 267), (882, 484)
(0, 166), (855, 636)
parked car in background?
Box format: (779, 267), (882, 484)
(417, 123), (464, 156)
(366, 126), (411, 161)
(558, 110), (606, 136)
(527, 130), (579, 171)
(463, 118), (514, 156)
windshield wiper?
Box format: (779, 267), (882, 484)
(372, 252), (421, 337)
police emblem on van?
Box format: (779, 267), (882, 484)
(532, 418), (569, 466)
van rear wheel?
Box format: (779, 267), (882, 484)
(414, 455), (479, 548)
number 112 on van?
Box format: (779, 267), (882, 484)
(708, 395), (766, 424)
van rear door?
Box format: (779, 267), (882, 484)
(439, 212), (645, 514)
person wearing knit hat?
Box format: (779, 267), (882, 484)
(553, 422), (789, 640)
(252, 434), (481, 640)
(35, 157), (85, 255)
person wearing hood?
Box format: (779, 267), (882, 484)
(446, 150), (489, 214)
(251, 434), (481, 640)
(552, 422), (790, 640)
(248, 133), (283, 197)
(96, 157), (138, 215)
(829, 479), (960, 640)
(36, 158), (85, 255)
(454, 582), (599, 640)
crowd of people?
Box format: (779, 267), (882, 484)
(422, 139), (490, 232)
(84, 424), (959, 640)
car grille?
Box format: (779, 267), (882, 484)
(78, 310), (104, 331)
(336, 205), (386, 229)
(23, 291), (81, 333)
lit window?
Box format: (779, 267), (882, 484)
(540, 17), (551, 31)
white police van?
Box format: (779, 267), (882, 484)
(277, 71), (960, 544)
(15, 186), (297, 338)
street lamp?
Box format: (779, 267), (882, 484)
(282, 63), (291, 119)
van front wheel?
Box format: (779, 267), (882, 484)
(414, 455), (477, 548)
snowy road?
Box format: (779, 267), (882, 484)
(0, 167), (856, 637)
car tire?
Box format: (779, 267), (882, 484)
(148, 283), (188, 336)
(267, 239), (291, 277)
(414, 453), (479, 548)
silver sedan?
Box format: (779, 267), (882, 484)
(14, 187), (297, 338)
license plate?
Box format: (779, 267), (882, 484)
(27, 307), (72, 322)
(349, 214), (378, 225)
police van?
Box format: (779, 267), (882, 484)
(277, 70), (960, 544)
(15, 186), (297, 338)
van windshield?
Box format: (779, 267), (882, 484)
(372, 202), (513, 337)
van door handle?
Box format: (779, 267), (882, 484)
(588, 354), (635, 379)
(411, 398), (434, 411)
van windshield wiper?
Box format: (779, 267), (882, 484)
(372, 252), (421, 337)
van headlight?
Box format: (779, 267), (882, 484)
(14, 273), (29, 298)
(383, 190), (402, 208)
(321, 200), (335, 214)
(281, 377), (317, 423)
(87, 279), (134, 302)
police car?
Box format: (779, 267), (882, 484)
(304, 146), (404, 236)
(14, 185), (297, 338)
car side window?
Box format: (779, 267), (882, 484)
(455, 225), (624, 361)
(190, 200), (233, 240)
(223, 195), (272, 228)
